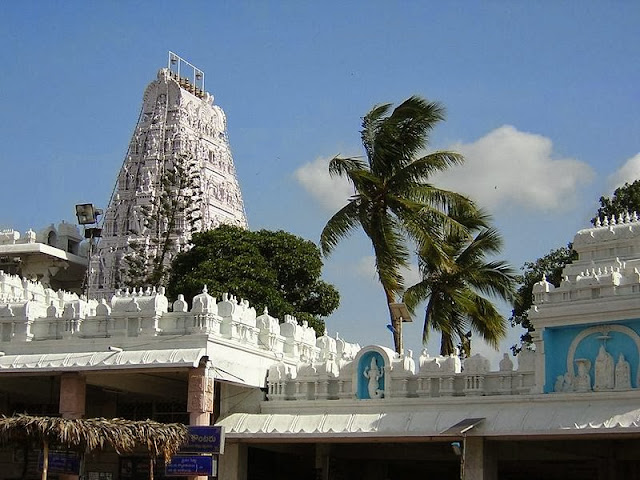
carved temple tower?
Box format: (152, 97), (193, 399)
(89, 53), (247, 298)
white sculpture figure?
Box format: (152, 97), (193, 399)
(141, 169), (153, 193)
(554, 375), (564, 393)
(594, 344), (614, 390)
(615, 353), (632, 390)
(363, 357), (384, 399)
(575, 358), (592, 392)
(499, 353), (514, 372)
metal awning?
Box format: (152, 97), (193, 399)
(0, 348), (206, 373)
(216, 399), (640, 440)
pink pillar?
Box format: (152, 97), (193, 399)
(187, 366), (214, 480)
(59, 373), (86, 480)
(59, 373), (86, 419)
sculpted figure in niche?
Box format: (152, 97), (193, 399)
(594, 344), (614, 390)
(615, 353), (632, 390)
(133, 206), (147, 234)
(555, 372), (574, 392)
(149, 135), (159, 155)
(141, 169), (153, 193)
(574, 358), (592, 392)
(554, 375), (564, 393)
(562, 373), (574, 392)
(363, 357), (384, 399)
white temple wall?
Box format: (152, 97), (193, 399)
(531, 213), (640, 394)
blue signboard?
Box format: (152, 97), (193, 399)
(183, 426), (225, 454)
(165, 455), (214, 476)
(39, 450), (81, 475)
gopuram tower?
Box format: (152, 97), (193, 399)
(89, 52), (247, 298)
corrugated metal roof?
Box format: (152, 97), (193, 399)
(0, 348), (206, 372)
(217, 400), (640, 439)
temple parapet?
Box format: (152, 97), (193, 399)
(0, 277), (337, 366)
(266, 346), (535, 401)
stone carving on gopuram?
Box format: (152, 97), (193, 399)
(89, 52), (247, 299)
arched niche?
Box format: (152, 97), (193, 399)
(566, 324), (640, 388)
(352, 346), (395, 399)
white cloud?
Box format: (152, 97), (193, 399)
(400, 262), (422, 288)
(355, 255), (377, 280)
(433, 125), (594, 213)
(295, 127), (595, 216)
(608, 153), (640, 190)
(293, 156), (354, 211)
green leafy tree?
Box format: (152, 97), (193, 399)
(593, 179), (640, 225)
(404, 211), (517, 355)
(125, 155), (201, 288)
(167, 225), (340, 335)
(509, 244), (577, 353)
(320, 96), (476, 353)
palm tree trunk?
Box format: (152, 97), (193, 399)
(385, 289), (403, 354)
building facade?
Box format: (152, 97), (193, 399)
(2, 214), (640, 479)
(217, 214), (640, 480)
(0, 223), (86, 294)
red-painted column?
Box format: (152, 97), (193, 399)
(59, 373), (86, 480)
(187, 366), (214, 480)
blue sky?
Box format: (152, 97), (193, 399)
(1, 1), (639, 364)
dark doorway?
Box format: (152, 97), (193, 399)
(246, 442), (460, 480)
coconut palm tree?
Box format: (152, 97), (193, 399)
(320, 96), (476, 353)
(403, 211), (517, 356)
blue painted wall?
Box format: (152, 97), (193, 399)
(357, 351), (385, 399)
(544, 319), (640, 392)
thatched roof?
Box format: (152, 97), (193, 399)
(0, 414), (188, 459)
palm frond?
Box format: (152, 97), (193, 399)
(361, 103), (392, 161)
(403, 280), (431, 313)
(457, 227), (504, 262)
(466, 262), (517, 301)
(388, 151), (464, 190)
(367, 213), (409, 295)
(328, 155), (368, 178)
(320, 201), (361, 255)
(465, 293), (508, 348)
